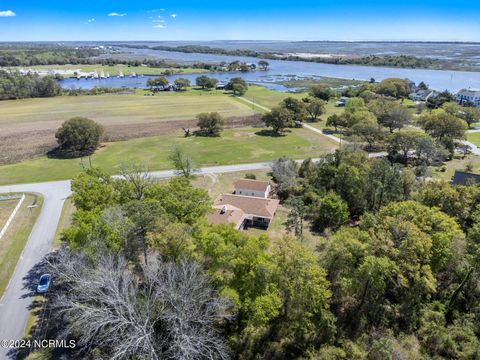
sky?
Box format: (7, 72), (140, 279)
(0, 0), (479, 42)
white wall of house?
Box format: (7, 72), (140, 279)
(235, 185), (270, 199)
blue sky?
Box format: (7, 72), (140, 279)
(0, 0), (479, 41)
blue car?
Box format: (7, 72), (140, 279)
(36, 274), (52, 294)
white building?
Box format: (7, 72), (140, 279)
(457, 89), (480, 107)
(234, 179), (271, 199)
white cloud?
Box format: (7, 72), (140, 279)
(171, 13), (177, 18)
(0, 10), (16, 17)
(153, 19), (165, 23)
(153, 24), (166, 28)
(84, 18), (95, 24)
(108, 12), (127, 17)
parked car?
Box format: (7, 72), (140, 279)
(36, 274), (52, 294)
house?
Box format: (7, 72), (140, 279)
(409, 89), (437, 102)
(234, 179), (271, 198)
(452, 170), (480, 185)
(207, 194), (280, 230)
(457, 89), (480, 107)
(336, 96), (349, 107)
(216, 82), (227, 90)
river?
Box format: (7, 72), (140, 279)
(60, 47), (480, 92)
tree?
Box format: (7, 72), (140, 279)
(281, 97), (308, 122)
(426, 90), (455, 109)
(418, 81), (429, 90)
(48, 249), (230, 360)
(225, 77), (248, 95)
(263, 106), (294, 134)
(55, 117), (104, 157)
(310, 85), (335, 101)
(310, 192), (349, 231)
(174, 77), (190, 91)
(169, 146), (196, 178)
(386, 131), (421, 163)
(414, 134), (447, 165)
(369, 98), (411, 132)
(345, 97), (366, 113)
(196, 112), (225, 136)
(147, 76), (169, 91)
(196, 75), (217, 89)
(351, 113), (384, 152)
(285, 196), (306, 240)
(365, 159), (405, 211)
(326, 114), (349, 132)
(232, 83), (247, 96)
(304, 98), (326, 122)
(271, 157), (299, 198)
(420, 111), (468, 154)
(258, 60), (269, 70)
(375, 78), (410, 98)
(443, 102), (480, 128)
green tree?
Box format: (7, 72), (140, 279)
(375, 78), (410, 98)
(304, 98), (326, 122)
(147, 76), (168, 91)
(196, 112), (225, 136)
(281, 97), (308, 122)
(420, 111), (468, 154)
(263, 106), (294, 134)
(168, 146), (196, 178)
(326, 114), (349, 132)
(310, 85), (335, 101)
(55, 117), (104, 157)
(310, 192), (349, 231)
(174, 77), (190, 90)
(258, 60), (269, 70)
(285, 196), (306, 240)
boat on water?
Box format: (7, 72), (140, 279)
(118, 71), (124, 78)
(100, 71), (106, 79)
(131, 72), (137, 78)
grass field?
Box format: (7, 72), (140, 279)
(0, 194), (43, 297)
(11, 64), (208, 77)
(0, 199), (18, 229)
(241, 86), (306, 109)
(467, 132), (480, 146)
(0, 90), (254, 134)
(0, 126), (338, 185)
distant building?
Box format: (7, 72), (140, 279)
(234, 179), (271, 198)
(457, 89), (480, 107)
(452, 170), (480, 185)
(409, 89), (437, 102)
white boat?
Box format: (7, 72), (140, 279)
(118, 71), (124, 78)
(131, 72), (137, 78)
(100, 71), (106, 79)
(106, 73), (110, 78)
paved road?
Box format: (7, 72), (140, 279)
(0, 161), (284, 357)
(0, 180), (70, 359)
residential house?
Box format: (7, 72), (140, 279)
(457, 89), (480, 107)
(409, 89), (437, 102)
(207, 179), (279, 230)
(336, 96), (349, 107)
(234, 179), (271, 198)
(452, 170), (480, 185)
(207, 194), (280, 230)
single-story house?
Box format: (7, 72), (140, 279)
(234, 179), (271, 198)
(207, 193), (280, 229)
(452, 170), (480, 185)
(457, 89), (480, 107)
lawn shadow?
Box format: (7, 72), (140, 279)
(255, 129), (289, 137)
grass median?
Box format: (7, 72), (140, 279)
(0, 194), (43, 297)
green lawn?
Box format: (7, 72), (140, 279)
(241, 85), (306, 109)
(0, 194), (43, 297)
(0, 199), (18, 229)
(0, 90), (254, 133)
(0, 127), (338, 185)
(10, 64), (208, 77)
(467, 132), (480, 146)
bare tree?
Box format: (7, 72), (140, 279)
(47, 249), (231, 360)
(119, 162), (153, 200)
(169, 146), (196, 178)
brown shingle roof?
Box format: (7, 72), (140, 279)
(213, 194), (279, 219)
(207, 207), (245, 228)
(234, 179), (270, 192)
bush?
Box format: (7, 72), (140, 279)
(244, 173), (257, 180)
(196, 112), (225, 136)
(55, 117), (104, 157)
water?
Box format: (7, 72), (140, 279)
(60, 47), (480, 92)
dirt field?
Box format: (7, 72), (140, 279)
(0, 92), (258, 164)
